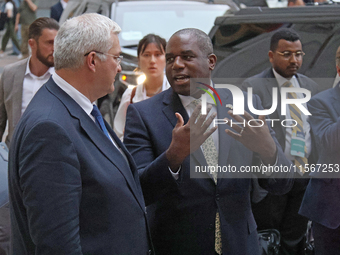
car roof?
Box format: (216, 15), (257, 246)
(60, 0), (230, 24)
(115, 0), (223, 5)
(215, 5), (340, 25)
(211, 5), (340, 90)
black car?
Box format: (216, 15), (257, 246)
(210, 4), (340, 91)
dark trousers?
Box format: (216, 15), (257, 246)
(313, 222), (340, 255)
(1, 21), (20, 52)
(252, 177), (309, 255)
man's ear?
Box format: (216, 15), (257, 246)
(85, 52), (97, 72)
(28, 38), (35, 50)
(268, 50), (274, 64)
(337, 65), (340, 76)
(208, 53), (217, 71)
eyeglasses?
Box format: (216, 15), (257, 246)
(84, 50), (123, 65)
(276, 51), (305, 59)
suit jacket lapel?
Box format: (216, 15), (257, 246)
(215, 88), (236, 179)
(45, 79), (146, 210)
(162, 88), (189, 126)
(265, 69), (286, 135)
(296, 74), (318, 96)
(106, 124), (146, 209)
(332, 85), (340, 116)
(12, 60), (27, 128)
(80, 118), (146, 210)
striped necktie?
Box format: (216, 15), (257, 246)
(282, 81), (307, 174)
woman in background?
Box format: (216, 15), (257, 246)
(0, 0), (20, 57)
(114, 33), (169, 140)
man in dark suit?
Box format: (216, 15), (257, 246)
(242, 28), (319, 255)
(124, 28), (293, 255)
(299, 45), (340, 255)
(50, 0), (68, 22)
(0, 17), (59, 255)
(8, 13), (152, 255)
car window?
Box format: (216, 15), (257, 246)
(211, 19), (340, 91)
(112, 4), (229, 47)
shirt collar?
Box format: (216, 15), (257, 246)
(178, 80), (215, 107)
(25, 57), (55, 79)
(52, 72), (94, 117)
(178, 94), (196, 108)
(272, 68), (298, 87)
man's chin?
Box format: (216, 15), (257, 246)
(191, 89), (204, 99)
(40, 59), (54, 68)
(109, 84), (115, 94)
(39, 55), (55, 68)
(174, 88), (190, 96)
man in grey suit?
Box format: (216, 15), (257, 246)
(0, 17), (59, 255)
(50, 0), (69, 22)
(0, 17), (59, 146)
(242, 28), (319, 255)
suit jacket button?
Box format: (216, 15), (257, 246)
(148, 250), (152, 255)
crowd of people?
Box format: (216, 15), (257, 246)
(0, 1), (339, 255)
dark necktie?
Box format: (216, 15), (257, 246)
(91, 105), (130, 165)
(91, 105), (111, 140)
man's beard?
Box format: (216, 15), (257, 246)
(36, 47), (54, 68)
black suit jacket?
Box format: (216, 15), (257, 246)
(8, 78), (152, 255)
(242, 68), (319, 163)
(50, 2), (63, 22)
(124, 87), (293, 255)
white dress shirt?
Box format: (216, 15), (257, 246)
(60, 0), (68, 9)
(114, 75), (170, 140)
(21, 59), (55, 115)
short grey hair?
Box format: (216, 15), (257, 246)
(54, 13), (121, 70)
(170, 28), (213, 56)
